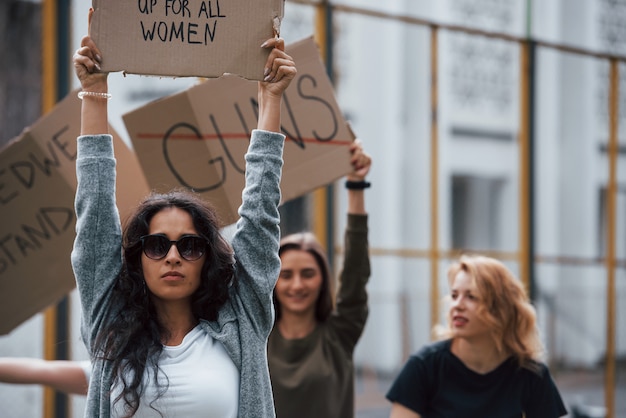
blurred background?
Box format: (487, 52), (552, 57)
(0, 0), (624, 417)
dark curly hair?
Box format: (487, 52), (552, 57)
(95, 189), (235, 417)
(274, 232), (334, 323)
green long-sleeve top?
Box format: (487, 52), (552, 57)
(267, 214), (370, 418)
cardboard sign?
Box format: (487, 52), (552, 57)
(0, 91), (149, 335)
(123, 36), (354, 226)
(90, 0), (284, 80)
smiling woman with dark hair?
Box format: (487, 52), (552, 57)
(268, 140), (372, 418)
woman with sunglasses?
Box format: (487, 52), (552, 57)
(268, 140), (372, 418)
(71, 9), (295, 417)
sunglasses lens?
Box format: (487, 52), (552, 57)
(142, 235), (170, 260)
(176, 236), (206, 261)
(141, 235), (207, 261)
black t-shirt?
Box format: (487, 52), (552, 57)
(386, 339), (567, 418)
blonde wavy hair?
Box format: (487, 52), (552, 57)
(436, 254), (544, 372)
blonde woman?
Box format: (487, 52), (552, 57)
(387, 255), (567, 418)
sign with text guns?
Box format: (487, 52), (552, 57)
(90, 0), (284, 80)
(0, 91), (149, 335)
(123, 36), (354, 226)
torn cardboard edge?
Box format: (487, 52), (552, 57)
(0, 89), (149, 335)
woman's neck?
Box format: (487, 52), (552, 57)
(277, 312), (317, 340)
(154, 300), (198, 345)
(451, 336), (509, 374)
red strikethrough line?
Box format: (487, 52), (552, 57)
(135, 132), (351, 146)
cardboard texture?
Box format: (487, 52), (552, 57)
(123, 36), (354, 226)
(0, 91), (149, 335)
(90, 0), (284, 80)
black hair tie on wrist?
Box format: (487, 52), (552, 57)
(345, 180), (371, 190)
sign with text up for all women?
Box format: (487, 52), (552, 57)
(90, 0), (284, 80)
(0, 92), (149, 335)
(123, 36), (355, 227)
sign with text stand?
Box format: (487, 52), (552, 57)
(0, 91), (149, 335)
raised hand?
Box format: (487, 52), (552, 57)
(260, 37), (297, 98)
(347, 139), (372, 181)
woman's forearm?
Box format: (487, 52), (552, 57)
(0, 358), (89, 395)
(79, 81), (109, 136)
(347, 189), (366, 215)
(256, 90), (282, 133)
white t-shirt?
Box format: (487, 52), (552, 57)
(110, 325), (239, 417)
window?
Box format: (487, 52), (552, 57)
(451, 175), (506, 251)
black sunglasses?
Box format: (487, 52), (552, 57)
(140, 234), (208, 261)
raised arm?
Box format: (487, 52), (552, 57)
(346, 139), (371, 215)
(71, 14), (121, 352)
(229, 38), (296, 335)
(330, 140), (372, 350)
(0, 358), (89, 396)
(73, 8), (108, 136)
(257, 36), (296, 133)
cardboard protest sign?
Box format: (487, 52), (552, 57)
(123, 36), (354, 226)
(0, 91), (149, 335)
(90, 0), (284, 80)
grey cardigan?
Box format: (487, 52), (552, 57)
(71, 130), (285, 417)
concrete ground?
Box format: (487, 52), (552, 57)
(354, 366), (626, 418)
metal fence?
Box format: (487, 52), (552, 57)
(282, 1), (624, 417)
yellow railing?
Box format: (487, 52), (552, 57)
(290, 1), (624, 417)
